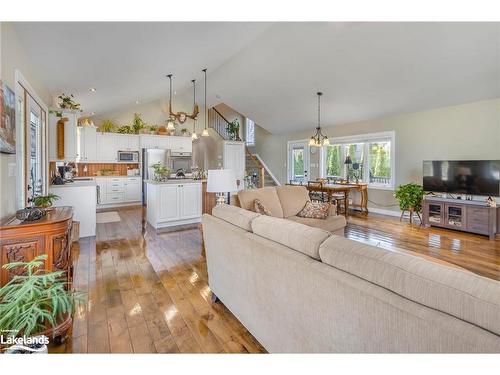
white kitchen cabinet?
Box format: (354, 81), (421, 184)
(157, 136), (171, 150)
(146, 181), (202, 229)
(95, 177), (142, 206)
(179, 183), (201, 219)
(223, 141), (246, 191)
(97, 133), (118, 162)
(77, 126), (98, 162)
(115, 134), (130, 152)
(48, 110), (79, 162)
(124, 177), (141, 201)
(169, 136), (192, 153)
(128, 135), (140, 151)
(140, 135), (158, 149)
(158, 184), (180, 222)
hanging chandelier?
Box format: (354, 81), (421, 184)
(191, 79), (198, 140)
(309, 92), (329, 147)
(201, 68), (209, 137)
(166, 74), (176, 131)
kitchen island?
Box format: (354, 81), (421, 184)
(146, 179), (202, 229)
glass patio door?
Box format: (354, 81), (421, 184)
(287, 140), (310, 183)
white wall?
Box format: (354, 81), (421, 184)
(0, 22), (51, 219)
(256, 98), (500, 212)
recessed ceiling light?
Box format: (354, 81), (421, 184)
(90, 88), (96, 92)
(135, 100), (140, 104)
(90, 112), (95, 116)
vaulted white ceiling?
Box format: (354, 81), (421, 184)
(11, 22), (272, 115)
(12, 22), (500, 134)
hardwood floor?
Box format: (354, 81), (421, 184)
(52, 207), (500, 353)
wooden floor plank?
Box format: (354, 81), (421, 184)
(53, 206), (500, 353)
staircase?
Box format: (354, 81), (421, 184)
(208, 107), (278, 188)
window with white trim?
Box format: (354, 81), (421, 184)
(245, 117), (255, 146)
(321, 131), (395, 189)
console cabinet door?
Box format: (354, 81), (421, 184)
(158, 185), (180, 222)
(426, 202), (445, 227)
(466, 206), (491, 235)
(179, 183), (201, 219)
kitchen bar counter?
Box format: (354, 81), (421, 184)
(146, 180), (202, 229)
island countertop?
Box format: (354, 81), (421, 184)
(145, 179), (204, 185)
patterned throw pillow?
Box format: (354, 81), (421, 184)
(296, 201), (330, 219)
(254, 199), (272, 216)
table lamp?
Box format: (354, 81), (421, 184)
(344, 155), (353, 183)
(207, 169), (238, 205)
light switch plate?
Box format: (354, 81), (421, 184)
(8, 163), (16, 177)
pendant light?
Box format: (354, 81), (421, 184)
(166, 74), (176, 131)
(201, 68), (210, 137)
(191, 79), (198, 140)
(309, 92), (329, 147)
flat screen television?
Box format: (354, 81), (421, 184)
(423, 160), (500, 196)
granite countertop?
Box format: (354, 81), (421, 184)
(145, 179), (203, 185)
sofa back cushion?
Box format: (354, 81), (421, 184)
(238, 187), (284, 218)
(211, 204), (260, 232)
(319, 235), (500, 336)
(251, 215), (330, 260)
(275, 185), (311, 218)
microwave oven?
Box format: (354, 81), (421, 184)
(118, 151), (139, 162)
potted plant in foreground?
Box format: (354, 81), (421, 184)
(33, 193), (60, 209)
(0, 255), (83, 353)
(394, 183), (424, 223)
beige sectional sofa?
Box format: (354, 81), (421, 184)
(202, 204), (500, 353)
(234, 185), (347, 234)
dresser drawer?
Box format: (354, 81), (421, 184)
(105, 192), (125, 204)
(106, 179), (125, 192)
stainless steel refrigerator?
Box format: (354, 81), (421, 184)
(142, 148), (171, 205)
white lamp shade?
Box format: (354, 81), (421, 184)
(207, 169), (238, 193)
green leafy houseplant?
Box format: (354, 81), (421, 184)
(57, 93), (82, 112)
(152, 162), (171, 182)
(117, 125), (134, 134)
(0, 255), (83, 341)
(148, 125), (158, 134)
(99, 119), (117, 133)
(394, 183), (424, 212)
(132, 113), (145, 134)
(226, 119), (241, 141)
(33, 193), (60, 208)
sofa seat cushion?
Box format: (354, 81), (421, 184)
(211, 204), (260, 232)
(276, 185), (311, 217)
(288, 214), (347, 233)
(319, 235), (500, 336)
(251, 215), (330, 260)
(238, 187), (284, 218)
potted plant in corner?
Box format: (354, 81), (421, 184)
(0, 255), (83, 353)
(33, 193), (60, 209)
(394, 183), (424, 224)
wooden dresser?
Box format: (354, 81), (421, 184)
(0, 206), (74, 286)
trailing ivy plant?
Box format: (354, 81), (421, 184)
(0, 255), (84, 337)
(394, 183), (424, 212)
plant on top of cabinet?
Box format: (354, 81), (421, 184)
(132, 113), (146, 134)
(180, 128), (191, 137)
(117, 125), (134, 134)
(148, 125), (158, 135)
(99, 119), (117, 133)
(57, 93), (82, 112)
(152, 162), (171, 182)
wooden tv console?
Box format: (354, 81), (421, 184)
(422, 196), (500, 239)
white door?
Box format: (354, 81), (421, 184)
(287, 140), (310, 183)
(124, 178), (141, 201)
(179, 183), (201, 219)
(223, 141), (245, 190)
(83, 126), (97, 161)
(158, 185), (180, 221)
